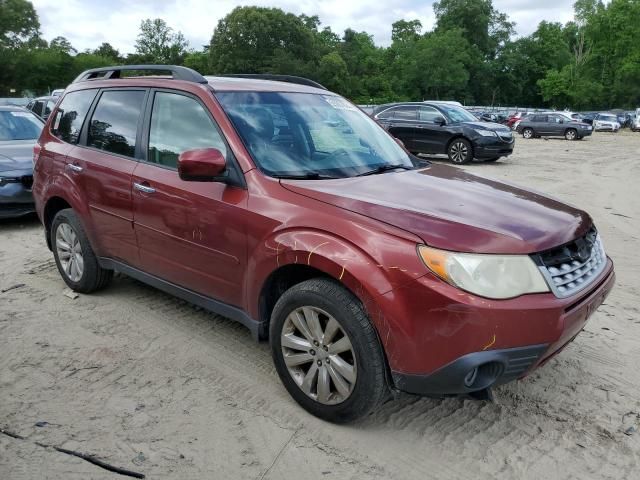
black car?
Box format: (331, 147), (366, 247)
(372, 102), (515, 164)
(25, 95), (58, 121)
(0, 106), (44, 218)
(516, 113), (593, 140)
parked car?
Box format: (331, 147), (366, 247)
(372, 102), (514, 164)
(25, 95), (58, 121)
(0, 106), (44, 219)
(506, 112), (527, 129)
(33, 65), (615, 422)
(593, 113), (621, 132)
(633, 108), (640, 132)
(516, 113), (593, 140)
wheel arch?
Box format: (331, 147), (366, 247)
(41, 178), (94, 251)
(248, 228), (423, 342)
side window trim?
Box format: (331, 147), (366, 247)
(78, 87), (150, 162)
(139, 87), (246, 188)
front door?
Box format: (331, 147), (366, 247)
(132, 90), (248, 306)
(414, 106), (451, 154)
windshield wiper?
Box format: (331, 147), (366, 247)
(356, 164), (414, 177)
(273, 172), (340, 180)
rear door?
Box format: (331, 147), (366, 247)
(377, 106), (419, 151)
(66, 88), (147, 264)
(131, 89), (248, 306)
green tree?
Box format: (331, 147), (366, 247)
(134, 18), (189, 64)
(93, 42), (121, 62)
(0, 0), (40, 48)
(317, 52), (349, 92)
(414, 29), (472, 100)
(209, 7), (315, 74)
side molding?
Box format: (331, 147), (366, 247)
(99, 258), (261, 340)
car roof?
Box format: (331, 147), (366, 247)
(64, 74), (332, 96)
(205, 76), (332, 95)
(33, 95), (57, 101)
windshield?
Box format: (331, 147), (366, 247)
(216, 92), (413, 178)
(599, 114), (617, 122)
(437, 105), (478, 123)
(0, 110), (43, 141)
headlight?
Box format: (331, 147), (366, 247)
(474, 129), (497, 137)
(418, 245), (549, 299)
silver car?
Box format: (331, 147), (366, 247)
(593, 113), (621, 132)
(0, 106), (44, 219)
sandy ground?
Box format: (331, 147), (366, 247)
(1, 131), (639, 479)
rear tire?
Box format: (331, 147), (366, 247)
(51, 209), (113, 293)
(522, 128), (534, 139)
(448, 138), (472, 164)
(565, 128), (578, 141)
(270, 278), (388, 423)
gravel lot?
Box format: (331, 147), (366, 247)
(1, 131), (639, 479)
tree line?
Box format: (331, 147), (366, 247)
(1, 0), (639, 110)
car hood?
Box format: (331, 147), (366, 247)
(0, 140), (35, 173)
(462, 121), (509, 132)
(281, 164), (591, 254)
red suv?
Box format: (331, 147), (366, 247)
(33, 66), (615, 423)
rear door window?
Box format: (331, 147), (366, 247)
(394, 106), (418, 121)
(87, 90), (146, 158)
(147, 91), (227, 169)
(52, 89), (98, 144)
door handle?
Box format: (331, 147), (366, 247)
(133, 182), (156, 194)
(66, 163), (83, 173)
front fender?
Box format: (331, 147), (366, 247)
(246, 228), (428, 344)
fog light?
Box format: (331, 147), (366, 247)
(464, 367), (478, 387)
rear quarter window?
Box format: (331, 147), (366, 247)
(52, 89), (98, 144)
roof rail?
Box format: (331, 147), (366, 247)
(72, 65), (208, 84)
(221, 74), (327, 90)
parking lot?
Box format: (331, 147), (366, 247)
(1, 131), (639, 479)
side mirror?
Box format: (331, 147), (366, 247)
(435, 116), (446, 126)
(178, 148), (227, 182)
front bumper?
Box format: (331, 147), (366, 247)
(378, 259), (615, 396)
(473, 136), (515, 159)
(0, 170), (34, 219)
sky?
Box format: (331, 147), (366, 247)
(31, 0), (578, 54)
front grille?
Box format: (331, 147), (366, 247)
(535, 228), (606, 298)
(21, 175), (33, 190)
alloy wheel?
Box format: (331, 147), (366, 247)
(55, 222), (84, 282)
(523, 129), (533, 139)
(450, 141), (469, 163)
(566, 129), (577, 140)
(280, 306), (357, 405)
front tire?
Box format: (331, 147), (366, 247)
(448, 138), (472, 164)
(522, 128), (534, 139)
(270, 278), (388, 423)
(51, 209), (113, 293)
(565, 128), (578, 141)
